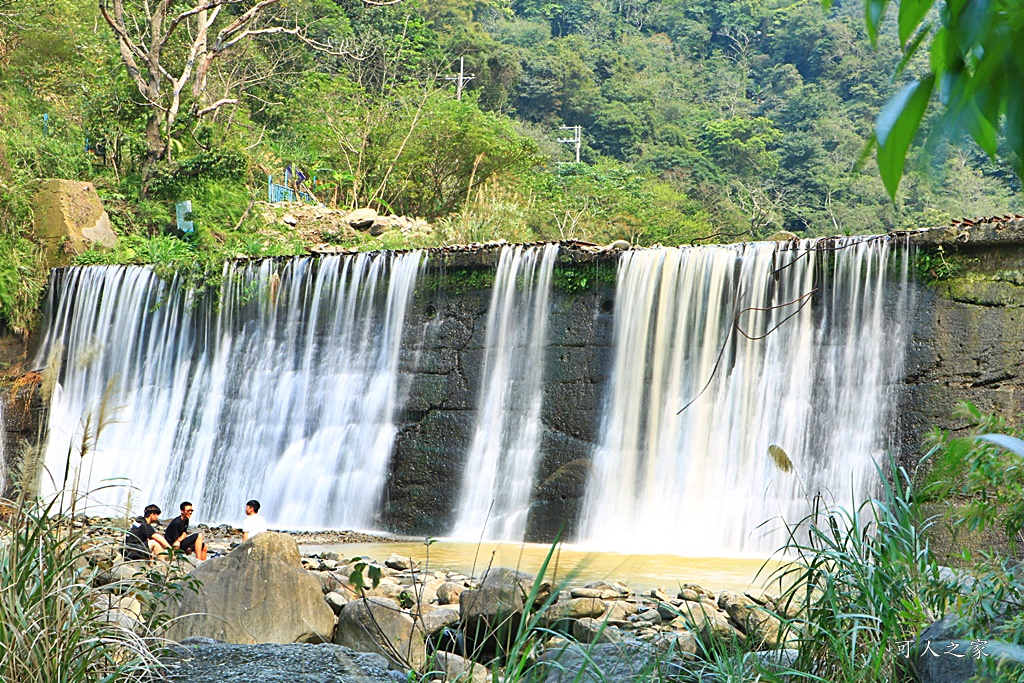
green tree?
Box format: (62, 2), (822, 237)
(858, 0), (1024, 197)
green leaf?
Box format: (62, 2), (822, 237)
(976, 434), (1024, 460)
(367, 565), (382, 589)
(866, 0), (891, 45)
(898, 0), (934, 46)
(1006, 87), (1024, 174)
(350, 562), (367, 591)
(875, 75), (935, 199)
(894, 22), (933, 79)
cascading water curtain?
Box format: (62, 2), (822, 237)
(451, 244), (559, 541)
(580, 237), (911, 555)
(37, 252), (423, 529)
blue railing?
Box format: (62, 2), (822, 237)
(267, 174), (318, 205)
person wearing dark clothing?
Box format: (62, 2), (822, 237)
(164, 501), (207, 560)
(123, 504), (170, 561)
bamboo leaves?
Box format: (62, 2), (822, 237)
(862, 0), (1024, 198)
(875, 75), (934, 198)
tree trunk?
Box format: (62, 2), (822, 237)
(141, 112), (166, 196)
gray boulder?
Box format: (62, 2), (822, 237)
(437, 582), (465, 605)
(162, 642), (393, 682)
(915, 614), (989, 683)
(531, 641), (678, 683)
(539, 597), (606, 625)
(345, 208), (378, 231)
(460, 567), (551, 627)
(419, 607), (461, 635)
(334, 597), (426, 670)
(165, 532), (336, 644)
(718, 590), (784, 649)
(573, 617), (622, 644)
(427, 652), (490, 683)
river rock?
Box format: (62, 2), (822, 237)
(334, 597), (426, 670)
(605, 600), (640, 622)
(459, 567), (551, 628)
(437, 582), (464, 605)
(584, 580), (630, 597)
(419, 607), (461, 635)
(672, 601), (744, 644)
(570, 587), (619, 600)
(165, 532), (335, 644)
(538, 598), (606, 626)
(416, 577), (446, 605)
(384, 553), (417, 571)
(652, 630), (698, 657)
(325, 591), (350, 614)
(429, 652), (489, 683)
(162, 642), (394, 682)
(573, 617), (622, 644)
(533, 641), (675, 683)
(33, 179), (118, 266)
(718, 590), (784, 649)
(635, 609), (662, 625)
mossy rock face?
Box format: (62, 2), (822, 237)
(33, 179), (118, 266)
(381, 256), (615, 541)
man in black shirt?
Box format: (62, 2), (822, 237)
(123, 504), (171, 561)
(164, 501), (207, 560)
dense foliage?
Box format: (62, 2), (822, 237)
(0, 0), (1020, 329)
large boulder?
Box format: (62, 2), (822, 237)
(532, 641), (680, 683)
(162, 642), (394, 682)
(165, 532), (336, 645)
(672, 600), (744, 644)
(334, 597), (427, 671)
(344, 208), (378, 231)
(718, 590), (785, 649)
(914, 614), (988, 683)
(437, 582), (465, 605)
(539, 597), (606, 625)
(427, 652), (490, 683)
(460, 567), (551, 626)
(33, 179), (118, 265)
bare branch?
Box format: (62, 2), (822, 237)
(196, 98), (237, 116)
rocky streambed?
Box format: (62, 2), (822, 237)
(75, 519), (799, 682)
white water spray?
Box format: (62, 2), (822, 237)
(37, 252), (423, 529)
(579, 238), (911, 554)
(451, 244), (559, 541)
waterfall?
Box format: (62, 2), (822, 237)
(451, 244), (559, 541)
(580, 237), (910, 555)
(37, 252), (423, 529)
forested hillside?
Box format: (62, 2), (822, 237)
(0, 0), (1019, 329)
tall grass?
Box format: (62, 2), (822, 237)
(0, 359), (165, 683)
(769, 456), (949, 683)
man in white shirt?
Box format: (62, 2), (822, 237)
(242, 499), (269, 541)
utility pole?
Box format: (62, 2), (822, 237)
(558, 125), (582, 163)
(444, 56), (475, 101)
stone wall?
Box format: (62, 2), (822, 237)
(902, 222), (1024, 455)
(380, 248), (618, 541)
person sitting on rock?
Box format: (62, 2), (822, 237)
(242, 499), (268, 541)
(123, 504), (171, 561)
(163, 501), (207, 560)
